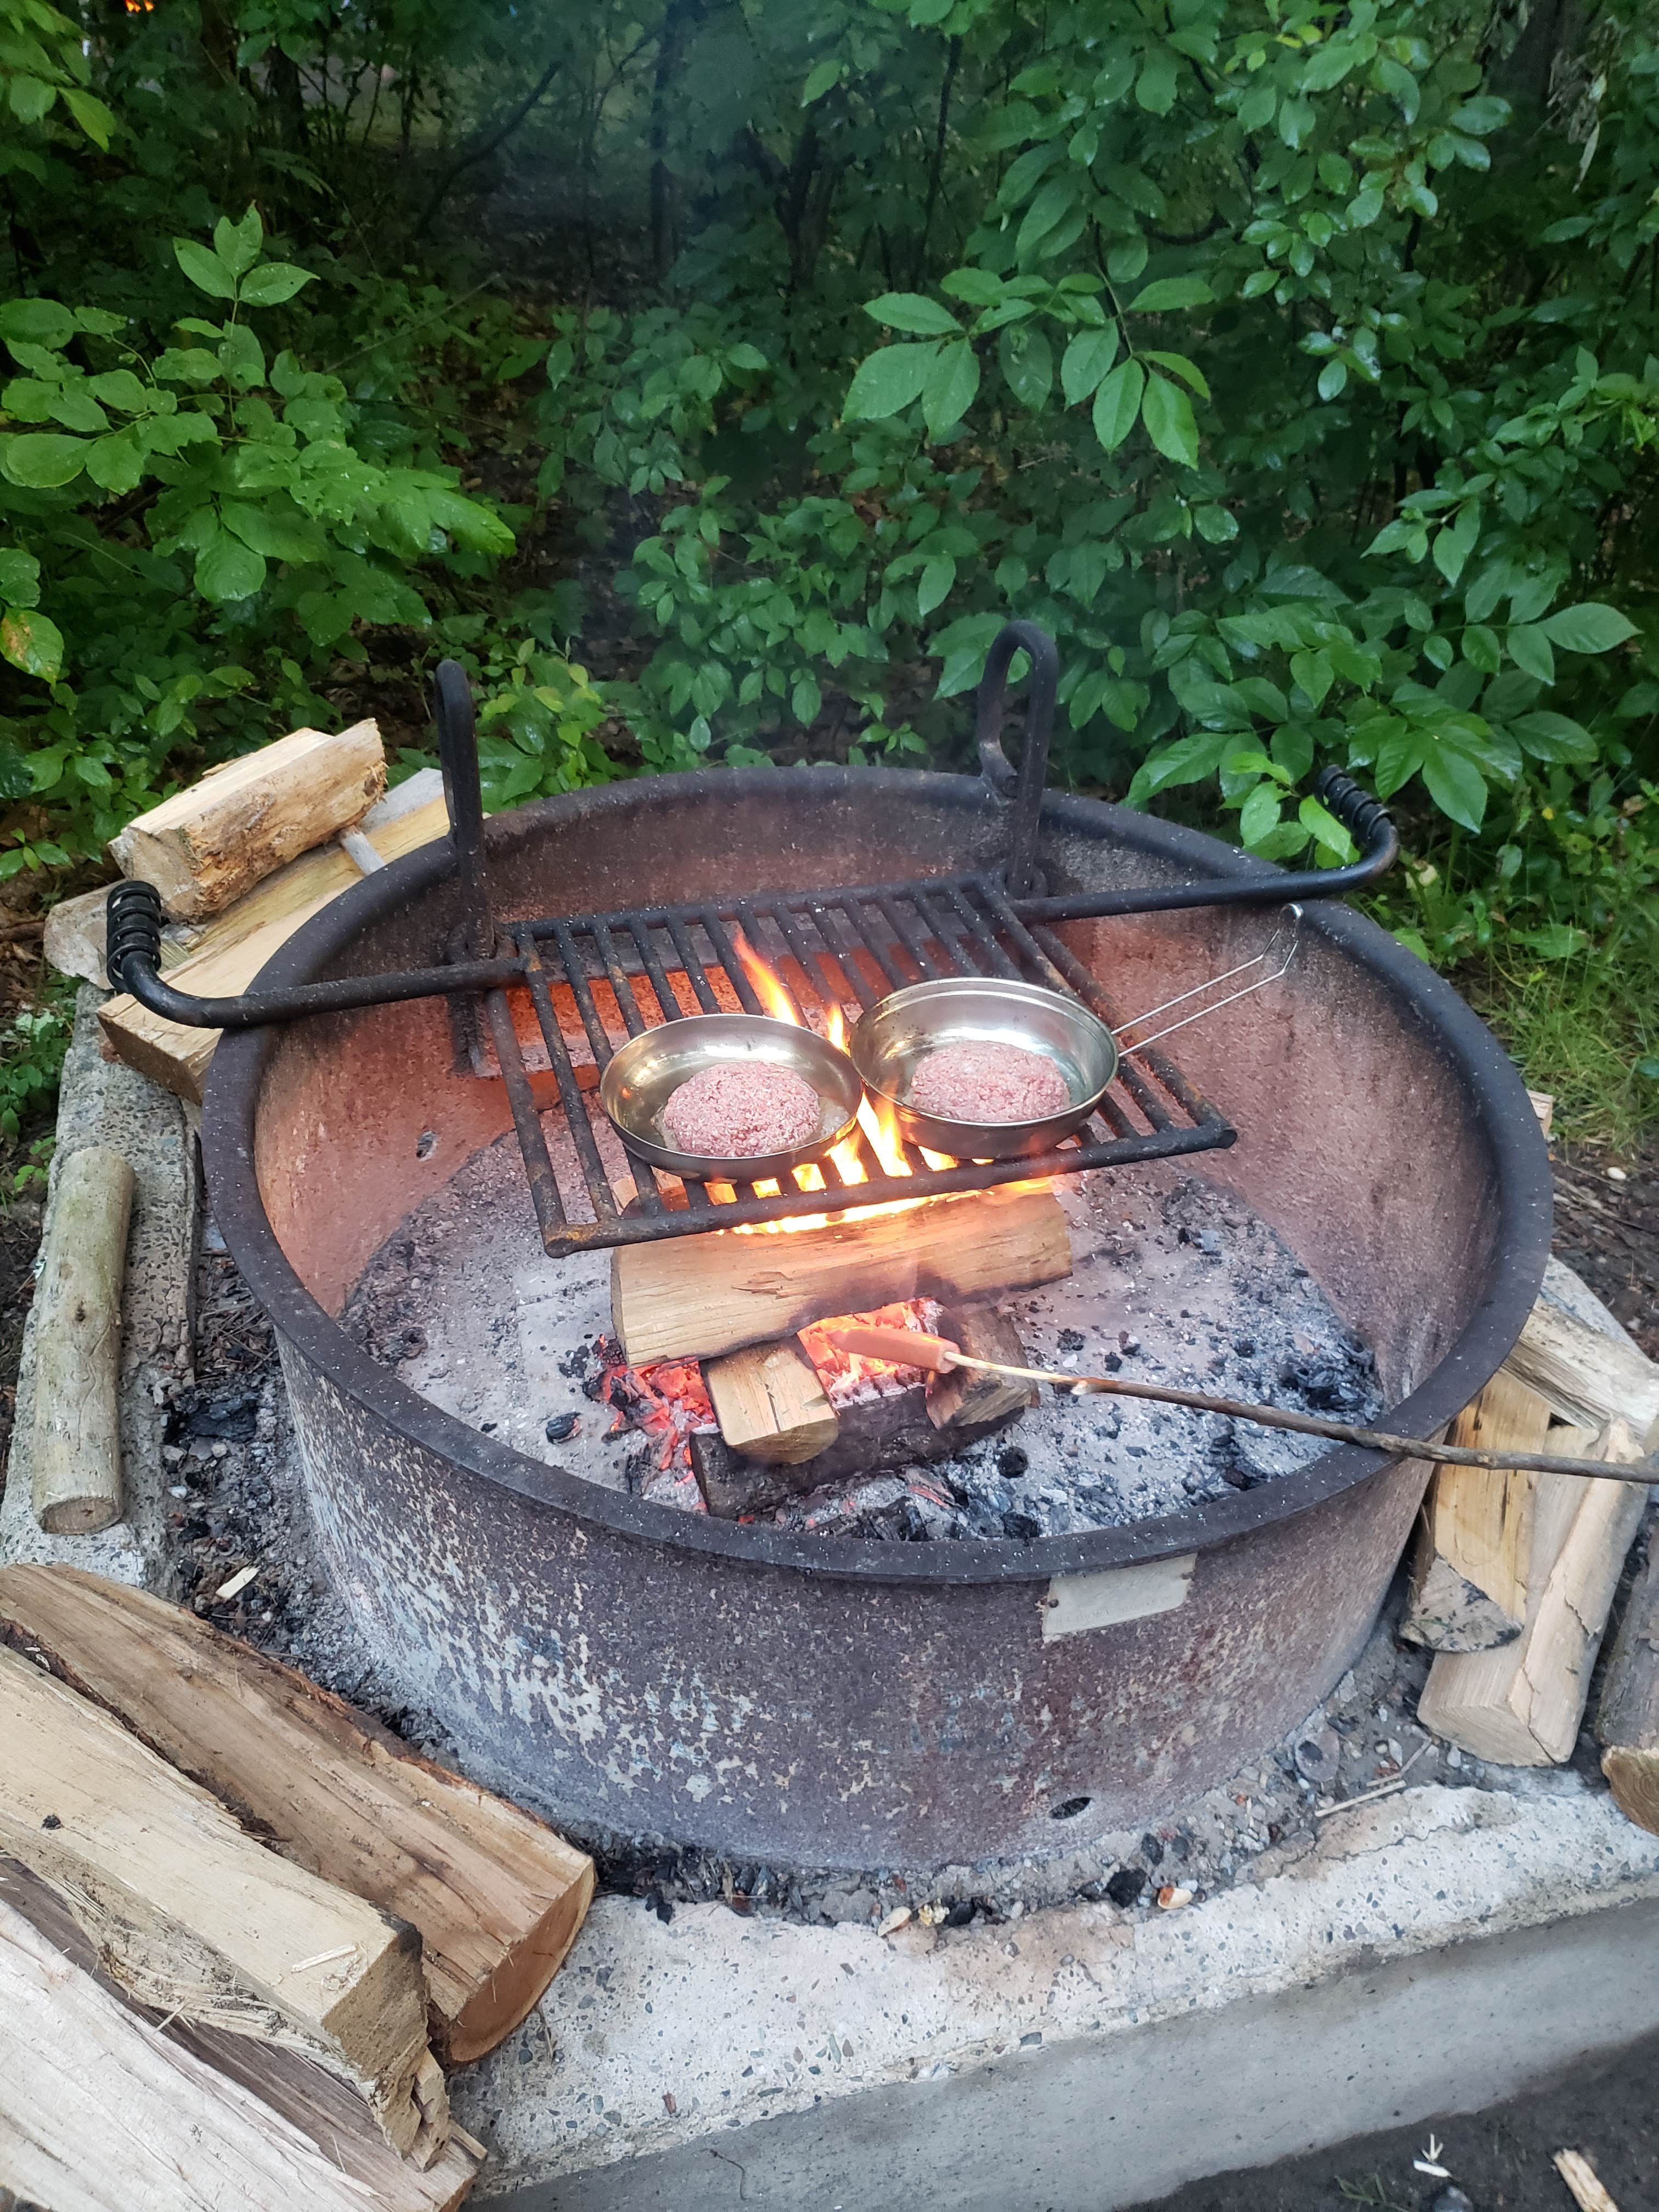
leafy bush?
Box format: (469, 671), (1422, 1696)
(1, 0), (1655, 1138)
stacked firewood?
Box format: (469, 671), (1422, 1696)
(1400, 1114), (1659, 1822)
(0, 1566), (593, 2212)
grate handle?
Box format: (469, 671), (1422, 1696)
(975, 621), (1060, 900)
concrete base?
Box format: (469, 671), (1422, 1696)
(8, 988), (1659, 2211)
(459, 1785), (1659, 2209)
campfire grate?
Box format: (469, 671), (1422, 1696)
(105, 619), (1397, 1263)
(472, 870), (1236, 1257)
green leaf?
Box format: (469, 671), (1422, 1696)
(194, 527), (266, 602)
(9, 76), (55, 126)
(1238, 781), (1281, 847)
(219, 499), (324, 563)
(61, 88), (115, 147)
(917, 551), (956, 618)
(0, 608), (61, 682)
(1373, 722), (1426, 799)
(1420, 743), (1487, 832)
(84, 430), (143, 493)
(1290, 650), (1334, 708)
(0, 549), (40, 605)
(1298, 795), (1358, 862)
(1194, 503), (1237, 543)
(1136, 50), (1178, 115)
(239, 262), (315, 308)
(1017, 173), (1080, 259)
(1093, 358), (1145, 453)
(173, 239), (239, 301)
(1060, 327), (1121, 405)
(87, 369), (149, 413)
(1127, 276), (1212, 313)
(1141, 371), (1198, 465)
(802, 58), (843, 105)
(922, 338), (979, 439)
(844, 342), (936, 420)
(998, 323), (1052, 413)
(155, 347), (222, 386)
(864, 292), (961, 336)
(1142, 349), (1210, 398)
(1513, 711), (1597, 764)
(1463, 624), (1500, 675)
(213, 208), (263, 276)
(1, 432), (84, 487)
(1317, 358), (1346, 400)
(1506, 625), (1554, 684)
(1513, 923), (1587, 961)
(1126, 728), (1231, 802)
(1538, 602), (1638, 653)
(0, 299), (74, 351)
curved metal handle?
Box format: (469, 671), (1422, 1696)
(975, 621), (1060, 899)
(1012, 764), (1400, 924)
(435, 657), (493, 960)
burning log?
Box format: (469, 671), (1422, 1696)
(692, 1300), (1036, 1521)
(925, 1305), (1040, 1432)
(0, 1565), (594, 2066)
(1419, 1417), (1650, 1765)
(1400, 1373), (1547, 1652)
(611, 1184), (1071, 1368)
(702, 1339), (838, 1465)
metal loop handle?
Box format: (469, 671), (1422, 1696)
(975, 621), (1060, 899)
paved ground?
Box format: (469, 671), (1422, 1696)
(1127, 2021), (1659, 2211)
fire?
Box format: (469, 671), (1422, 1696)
(716, 934), (954, 1232)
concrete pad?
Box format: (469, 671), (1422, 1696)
(455, 1784), (1659, 2210)
(0, 985), (198, 1585)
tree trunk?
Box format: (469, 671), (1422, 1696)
(650, 0), (704, 279)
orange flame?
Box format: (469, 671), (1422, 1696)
(730, 928), (802, 1026)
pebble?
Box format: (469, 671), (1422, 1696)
(1294, 1725), (1342, 1783)
(1156, 1884), (1193, 1910)
(1429, 2190), (1474, 2212)
(1104, 1866), (1147, 1908)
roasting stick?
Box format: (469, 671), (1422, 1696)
(822, 1327), (1659, 1487)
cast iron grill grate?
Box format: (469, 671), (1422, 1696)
(471, 870), (1234, 1257)
(104, 620), (1397, 1261)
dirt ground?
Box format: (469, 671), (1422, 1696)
(1127, 2021), (1659, 2212)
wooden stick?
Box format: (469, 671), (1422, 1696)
(109, 721), (385, 921)
(98, 788), (450, 1102)
(1418, 1418), (1650, 1765)
(0, 1565), (593, 2066)
(611, 1186), (1072, 1368)
(821, 1328), (1659, 1485)
(0, 1861), (482, 2211)
(0, 1644), (446, 2160)
(31, 1146), (134, 1536)
(1553, 2148), (1622, 2212)
(1594, 1424), (1659, 1836)
(1400, 1373), (1547, 1652)
(703, 1339), (838, 1465)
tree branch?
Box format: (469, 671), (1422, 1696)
(417, 52), (565, 229)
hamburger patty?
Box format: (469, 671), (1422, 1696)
(660, 1060), (821, 1156)
(909, 1039), (1071, 1124)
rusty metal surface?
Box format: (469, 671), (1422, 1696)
(202, 765), (1553, 1870)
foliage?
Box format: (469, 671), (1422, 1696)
(0, 0), (1656, 1135)
(0, 972), (73, 1190)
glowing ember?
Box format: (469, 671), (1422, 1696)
(799, 1299), (942, 1403)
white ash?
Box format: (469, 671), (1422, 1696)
(341, 1127), (1382, 1538)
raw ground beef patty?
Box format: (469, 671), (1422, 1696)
(908, 1039), (1072, 1124)
(660, 1060), (822, 1156)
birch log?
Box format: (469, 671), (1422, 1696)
(31, 1145), (134, 1535)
